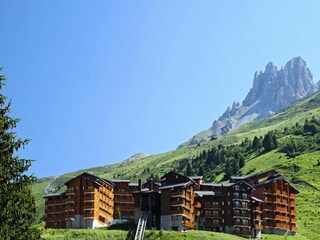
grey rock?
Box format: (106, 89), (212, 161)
(178, 57), (319, 148)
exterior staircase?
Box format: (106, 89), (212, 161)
(134, 211), (149, 240)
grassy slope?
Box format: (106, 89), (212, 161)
(33, 91), (320, 239)
(41, 229), (246, 240)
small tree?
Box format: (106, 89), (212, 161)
(115, 206), (122, 219)
(0, 69), (39, 239)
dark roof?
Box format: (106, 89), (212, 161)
(189, 176), (203, 180)
(65, 172), (114, 187)
(112, 180), (131, 183)
(159, 181), (192, 190)
(43, 192), (66, 198)
(252, 196), (263, 202)
(195, 191), (224, 197)
(254, 176), (299, 193)
(161, 171), (196, 184)
(230, 169), (280, 182)
(201, 183), (223, 187)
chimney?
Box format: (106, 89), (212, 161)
(149, 178), (154, 191)
(138, 179), (142, 191)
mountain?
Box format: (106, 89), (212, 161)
(179, 57), (319, 148)
(33, 90), (320, 239)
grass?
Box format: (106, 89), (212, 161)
(41, 229), (245, 240)
(33, 91), (320, 239)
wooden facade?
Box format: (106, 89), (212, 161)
(44, 169), (298, 238)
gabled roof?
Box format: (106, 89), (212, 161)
(161, 171), (196, 184)
(159, 181), (192, 190)
(230, 169), (280, 182)
(252, 196), (263, 203)
(44, 192), (66, 198)
(254, 175), (299, 193)
(189, 176), (203, 180)
(112, 180), (131, 183)
(65, 172), (114, 187)
(195, 191), (224, 197)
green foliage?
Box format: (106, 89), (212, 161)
(0, 69), (39, 239)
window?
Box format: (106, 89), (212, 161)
(233, 192), (239, 198)
(235, 185), (240, 191)
(242, 193), (248, 199)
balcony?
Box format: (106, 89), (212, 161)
(290, 201), (296, 207)
(275, 214), (290, 222)
(171, 200), (184, 206)
(291, 226), (297, 232)
(233, 213), (251, 218)
(265, 196), (274, 202)
(275, 206), (288, 212)
(183, 220), (194, 229)
(275, 223), (290, 230)
(204, 221), (220, 227)
(254, 224), (263, 230)
(291, 218), (297, 223)
(83, 213), (94, 218)
(264, 205), (274, 211)
(290, 210), (297, 215)
(290, 193), (296, 199)
(264, 189), (275, 195)
(234, 221), (251, 227)
(171, 190), (185, 197)
(204, 213), (221, 218)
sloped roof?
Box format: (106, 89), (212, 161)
(65, 172), (114, 187)
(159, 181), (192, 190)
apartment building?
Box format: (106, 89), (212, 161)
(45, 172), (114, 229)
(44, 169), (298, 238)
(230, 169), (299, 235)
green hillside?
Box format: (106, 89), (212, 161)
(33, 91), (320, 239)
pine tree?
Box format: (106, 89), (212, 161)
(0, 69), (39, 239)
(252, 136), (261, 150)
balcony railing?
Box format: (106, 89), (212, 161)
(290, 193), (296, 199)
(233, 213), (251, 218)
(275, 223), (290, 229)
(234, 221), (251, 227)
(275, 214), (290, 222)
(291, 218), (297, 223)
(275, 206), (288, 212)
(290, 201), (296, 207)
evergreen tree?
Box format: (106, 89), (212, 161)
(0, 69), (39, 239)
(263, 132), (274, 152)
(252, 136), (261, 150)
(186, 162), (192, 176)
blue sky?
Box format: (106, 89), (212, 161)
(1, 1), (320, 177)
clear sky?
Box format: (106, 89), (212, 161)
(1, 1), (320, 177)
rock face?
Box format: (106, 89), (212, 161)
(179, 57), (319, 148)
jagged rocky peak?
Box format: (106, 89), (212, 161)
(243, 57), (317, 111)
(178, 57), (319, 148)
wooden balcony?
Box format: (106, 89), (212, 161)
(290, 209), (297, 215)
(65, 205), (75, 211)
(234, 221), (251, 227)
(275, 223), (290, 230)
(183, 220), (194, 229)
(204, 221), (220, 227)
(254, 224), (263, 230)
(264, 189), (275, 195)
(291, 226), (297, 232)
(233, 213), (251, 218)
(291, 218), (297, 223)
(275, 214), (290, 222)
(265, 196), (274, 202)
(171, 200), (184, 205)
(275, 206), (288, 212)
(290, 193), (296, 199)
(204, 213), (221, 218)
(290, 201), (296, 207)
(83, 213), (94, 218)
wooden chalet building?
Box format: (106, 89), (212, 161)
(44, 169), (298, 238)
